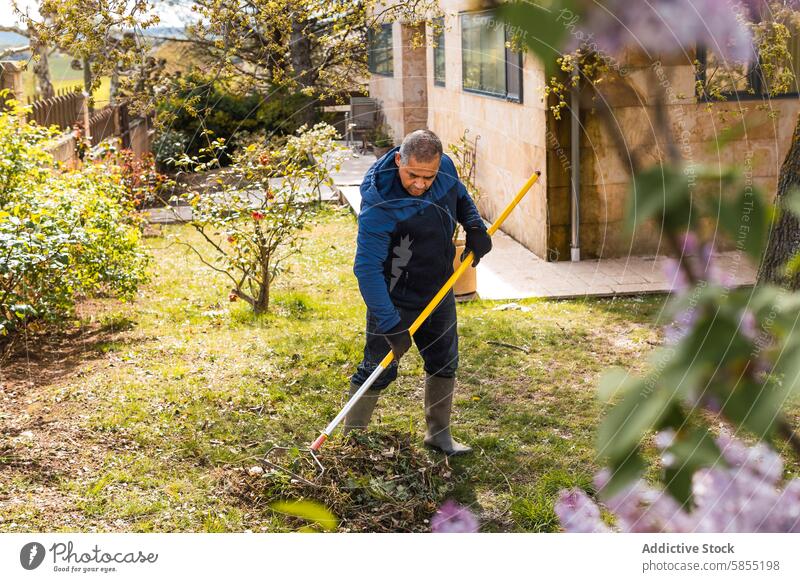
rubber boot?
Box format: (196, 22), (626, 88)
(343, 381), (379, 433)
(423, 374), (472, 455)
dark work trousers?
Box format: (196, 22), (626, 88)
(350, 291), (458, 391)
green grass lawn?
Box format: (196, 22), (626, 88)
(5, 205), (777, 532)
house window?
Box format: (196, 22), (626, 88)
(368, 23), (394, 77)
(433, 17), (446, 87)
(460, 11), (523, 102)
(697, 11), (800, 99)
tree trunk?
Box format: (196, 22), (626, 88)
(254, 255), (270, 314)
(83, 57), (94, 113)
(758, 113), (800, 289)
(290, 17), (316, 127)
(32, 42), (54, 99)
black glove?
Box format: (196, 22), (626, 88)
(462, 226), (492, 266)
(382, 321), (412, 360)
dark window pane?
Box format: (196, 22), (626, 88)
(460, 11), (522, 102)
(461, 12), (506, 95)
(506, 47), (522, 102)
(369, 24), (394, 77)
(433, 17), (446, 86)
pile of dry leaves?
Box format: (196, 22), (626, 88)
(226, 431), (457, 532)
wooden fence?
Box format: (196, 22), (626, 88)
(1, 60), (153, 168)
(89, 104), (119, 147)
(26, 87), (85, 132)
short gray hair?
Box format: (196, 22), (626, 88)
(398, 130), (443, 164)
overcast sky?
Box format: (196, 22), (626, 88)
(0, 0), (196, 29)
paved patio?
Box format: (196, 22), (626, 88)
(333, 151), (757, 301)
(146, 147), (352, 224)
(145, 177), (341, 224)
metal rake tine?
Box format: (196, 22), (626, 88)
(261, 445), (325, 487)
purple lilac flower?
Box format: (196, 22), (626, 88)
(602, 478), (696, 532)
(554, 489), (612, 532)
(663, 238), (732, 291)
(589, 469), (694, 532)
(768, 480), (800, 532)
(703, 394), (723, 414)
(691, 458), (792, 532)
(664, 304), (700, 344)
(738, 309), (758, 341)
(431, 500), (479, 533)
(654, 429), (677, 449)
(698, 243), (733, 286)
(751, 357), (772, 383)
(680, 232), (700, 256)
(716, 430), (783, 484)
(662, 238), (740, 344)
(557, 432), (800, 532)
(663, 258), (690, 293)
(569, 0), (755, 63)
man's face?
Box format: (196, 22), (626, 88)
(395, 152), (440, 197)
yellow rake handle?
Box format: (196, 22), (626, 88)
(310, 170), (541, 451)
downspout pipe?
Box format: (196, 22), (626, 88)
(570, 69), (581, 262)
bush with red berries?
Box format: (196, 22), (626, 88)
(173, 123), (344, 314)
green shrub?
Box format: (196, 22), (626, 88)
(48, 164), (151, 297)
(150, 128), (189, 171)
(0, 102), (151, 350)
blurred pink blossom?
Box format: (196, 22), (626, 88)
(431, 500), (479, 533)
(556, 431), (800, 532)
(568, 0), (755, 63)
(554, 489), (612, 532)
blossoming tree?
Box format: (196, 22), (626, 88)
(172, 123), (344, 314)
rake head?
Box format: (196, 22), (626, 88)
(261, 444), (325, 487)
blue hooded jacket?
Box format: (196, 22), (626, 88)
(353, 147), (486, 333)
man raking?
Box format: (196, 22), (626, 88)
(346, 129), (492, 456)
